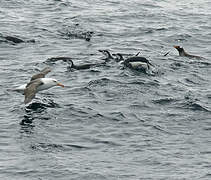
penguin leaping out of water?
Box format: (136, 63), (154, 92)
(113, 53), (154, 71)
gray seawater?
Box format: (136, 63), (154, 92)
(0, 0), (211, 179)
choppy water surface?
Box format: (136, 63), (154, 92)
(0, 0), (211, 179)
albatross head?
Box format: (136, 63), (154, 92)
(44, 78), (64, 87)
(39, 78), (64, 91)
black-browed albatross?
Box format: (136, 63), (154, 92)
(14, 67), (64, 104)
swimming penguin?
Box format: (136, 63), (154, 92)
(47, 57), (105, 70)
(4, 36), (24, 43)
(98, 50), (114, 61)
(67, 59), (100, 70)
(113, 53), (153, 71)
(123, 56), (153, 71)
(112, 51), (142, 62)
(2, 35), (35, 44)
(174, 46), (204, 59)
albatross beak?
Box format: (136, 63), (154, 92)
(57, 83), (64, 87)
(173, 45), (179, 49)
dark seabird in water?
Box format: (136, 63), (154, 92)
(4, 36), (25, 43)
(67, 59), (98, 70)
(1, 35), (35, 44)
(46, 57), (105, 70)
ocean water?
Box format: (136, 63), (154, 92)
(0, 0), (211, 179)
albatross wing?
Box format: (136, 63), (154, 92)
(24, 80), (43, 104)
(30, 67), (51, 81)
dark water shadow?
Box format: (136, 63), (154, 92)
(20, 98), (60, 126)
(58, 23), (94, 41)
(174, 93), (211, 113)
(0, 33), (35, 45)
(30, 142), (91, 152)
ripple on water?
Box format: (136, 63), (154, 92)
(30, 142), (90, 152)
(0, 0), (211, 179)
(176, 100), (210, 113)
(152, 97), (178, 105)
(25, 98), (60, 112)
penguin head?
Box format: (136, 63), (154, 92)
(66, 59), (74, 68)
(112, 53), (124, 62)
(174, 46), (184, 53)
(98, 50), (113, 59)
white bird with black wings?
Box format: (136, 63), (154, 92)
(14, 67), (64, 104)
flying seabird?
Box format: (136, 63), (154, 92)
(13, 67), (64, 104)
(174, 46), (204, 59)
(30, 67), (51, 81)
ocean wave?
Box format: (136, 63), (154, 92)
(152, 97), (178, 105)
(180, 101), (210, 112)
(58, 23), (94, 41)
